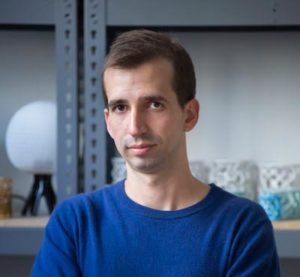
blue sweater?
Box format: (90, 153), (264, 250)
(32, 181), (280, 276)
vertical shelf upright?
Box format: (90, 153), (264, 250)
(83, 0), (107, 192)
(56, 0), (79, 201)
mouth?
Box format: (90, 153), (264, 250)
(127, 144), (156, 155)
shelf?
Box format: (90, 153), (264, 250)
(0, 216), (48, 256)
(272, 220), (300, 258)
(272, 220), (300, 230)
(0, 217), (300, 257)
(0, 216), (48, 228)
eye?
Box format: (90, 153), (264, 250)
(112, 104), (127, 113)
(149, 101), (163, 110)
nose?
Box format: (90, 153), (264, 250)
(128, 108), (147, 136)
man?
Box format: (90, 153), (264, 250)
(32, 29), (280, 276)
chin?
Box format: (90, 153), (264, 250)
(127, 158), (161, 174)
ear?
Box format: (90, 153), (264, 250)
(104, 108), (113, 138)
(183, 99), (199, 132)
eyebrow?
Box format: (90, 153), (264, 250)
(107, 99), (128, 109)
(142, 95), (168, 103)
(107, 95), (168, 108)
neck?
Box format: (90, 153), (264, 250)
(124, 158), (209, 211)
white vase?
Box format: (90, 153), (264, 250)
(258, 164), (300, 220)
(209, 160), (258, 200)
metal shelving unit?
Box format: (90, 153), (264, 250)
(1, 217), (300, 257)
(1, 0), (300, 257)
(273, 221), (300, 258)
(0, 217), (48, 255)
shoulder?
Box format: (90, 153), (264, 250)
(211, 189), (281, 275)
(47, 181), (123, 230)
(211, 187), (280, 275)
(57, 181), (121, 210)
(209, 184), (273, 238)
(211, 184), (268, 219)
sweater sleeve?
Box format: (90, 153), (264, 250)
(31, 200), (81, 277)
(226, 203), (280, 277)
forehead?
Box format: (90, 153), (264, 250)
(103, 58), (174, 99)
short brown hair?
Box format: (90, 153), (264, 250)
(102, 29), (196, 108)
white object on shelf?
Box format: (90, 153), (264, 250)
(209, 159), (258, 200)
(259, 164), (300, 193)
(258, 164), (300, 220)
(5, 101), (57, 174)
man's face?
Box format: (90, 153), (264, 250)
(104, 58), (198, 174)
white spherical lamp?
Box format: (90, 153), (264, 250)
(5, 101), (57, 215)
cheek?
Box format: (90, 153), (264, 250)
(107, 115), (125, 135)
(151, 119), (180, 145)
(109, 120), (128, 145)
(164, 117), (186, 144)
(109, 124), (122, 140)
(158, 113), (185, 132)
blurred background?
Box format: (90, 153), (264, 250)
(0, 0), (300, 276)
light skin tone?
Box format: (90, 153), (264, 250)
(104, 58), (209, 211)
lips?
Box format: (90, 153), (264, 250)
(127, 144), (156, 155)
(129, 144), (154, 149)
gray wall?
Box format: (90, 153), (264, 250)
(174, 31), (300, 165)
